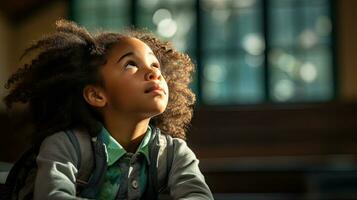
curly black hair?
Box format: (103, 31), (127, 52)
(3, 19), (195, 143)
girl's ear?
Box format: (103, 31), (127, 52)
(83, 85), (107, 108)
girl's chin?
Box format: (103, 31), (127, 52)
(144, 107), (166, 118)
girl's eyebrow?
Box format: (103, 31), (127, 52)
(116, 51), (156, 63)
(117, 52), (134, 63)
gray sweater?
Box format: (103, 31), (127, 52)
(34, 130), (213, 200)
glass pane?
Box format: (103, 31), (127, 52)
(269, 0), (331, 47)
(202, 51), (264, 104)
(302, 3), (332, 45)
(72, 0), (130, 31)
(137, 0), (196, 52)
(269, 0), (333, 102)
(201, 0), (264, 104)
(269, 47), (333, 102)
(269, 4), (300, 47)
(201, 0), (262, 50)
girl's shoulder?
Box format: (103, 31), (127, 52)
(156, 132), (197, 163)
(41, 129), (90, 147)
(38, 129), (90, 164)
(40, 130), (72, 150)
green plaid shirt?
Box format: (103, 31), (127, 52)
(97, 126), (152, 200)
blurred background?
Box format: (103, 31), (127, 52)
(0, 0), (357, 199)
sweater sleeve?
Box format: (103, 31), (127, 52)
(168, 138), (214, 200)
(34, 131), (91, 200)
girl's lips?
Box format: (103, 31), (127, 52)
(145, 84), (166, 94)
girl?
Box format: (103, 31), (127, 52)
(3, 20), (213, 199)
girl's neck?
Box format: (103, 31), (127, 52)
(103, 114), (151, 153)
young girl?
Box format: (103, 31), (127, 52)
(3, 20), (213, 199)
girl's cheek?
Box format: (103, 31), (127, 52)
(164, 81), (169, 94)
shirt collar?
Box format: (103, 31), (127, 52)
(99, 125), (152, 166)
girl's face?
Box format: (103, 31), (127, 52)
(99, 37), (169, 118)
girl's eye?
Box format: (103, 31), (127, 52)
(153, 63), (160, 69)
(125, 62), (137, 69)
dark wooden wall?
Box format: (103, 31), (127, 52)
(187, 102), (357, 198)
(189, 102), (357, 158)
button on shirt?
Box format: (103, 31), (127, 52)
(97, 126), (152, 200)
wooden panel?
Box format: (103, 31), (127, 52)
(187, 103), (357, 158)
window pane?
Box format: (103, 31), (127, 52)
(202, 51), (264, 104)
(201, 0), (264, 104)
(269, 47), (333, 102)
(201, 0), (262, 50)
(137, 0), (196, 52)
(72, 0), (130, 31)
(268, 0), (333, 102)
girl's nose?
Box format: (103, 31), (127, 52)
(145, 68), (162, 81)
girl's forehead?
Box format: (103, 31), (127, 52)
(112, 37), (153, 53)
(105, 37), (157, 62)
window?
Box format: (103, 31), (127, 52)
(268, 0), (334, 102)
(200, 0), (265, 104)
(71, 0), (131, 31)
(71, 0), (335, 105)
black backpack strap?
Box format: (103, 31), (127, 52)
(78, 135), (107, 199)
(146, 127), (175, 199)
(65, 130), (94, 187)
(64, 131), (82, 170)
(148, 129), (160, 197)
(65, 130), (108, 198)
